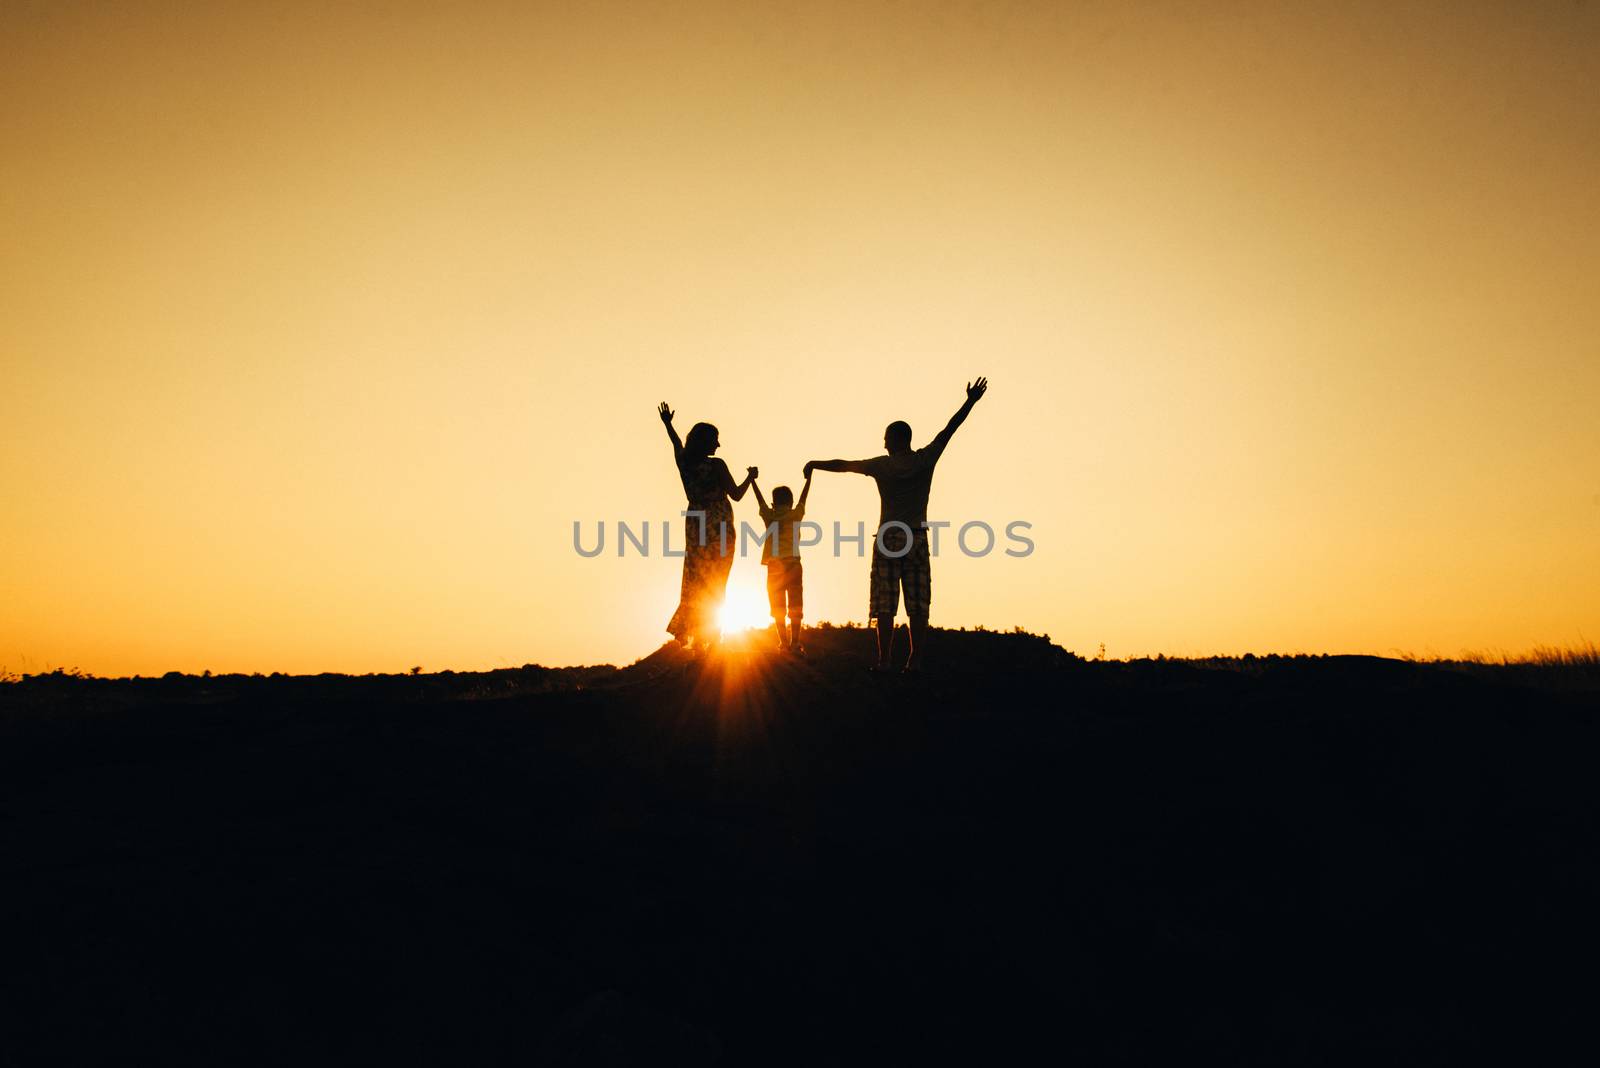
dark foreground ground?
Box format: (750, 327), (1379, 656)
(4, 627), (1600, 1065)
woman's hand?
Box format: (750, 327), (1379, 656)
(658, 402), (674, 424)
(746, 466), (759, 482)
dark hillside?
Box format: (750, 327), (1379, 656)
(4, 628), (1598, 1064)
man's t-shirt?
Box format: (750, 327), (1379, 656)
(859, 439), (948, 530)
(757, 504), (806, 563)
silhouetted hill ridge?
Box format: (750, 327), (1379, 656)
(4, 626), (1599, 1064)
(4, 625), (1593, 723)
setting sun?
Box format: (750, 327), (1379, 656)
(717, 587), (774, 637)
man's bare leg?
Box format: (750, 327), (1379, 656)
(875, 617), (896, 669)
(788, 616), (803, 650)
(904, 616), (929, 671)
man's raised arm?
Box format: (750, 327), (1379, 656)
(928, 376), (989, 455)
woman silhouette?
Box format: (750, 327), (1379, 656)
(658, 402), (756, 651)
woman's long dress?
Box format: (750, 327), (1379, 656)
(666, 458), (736, 641)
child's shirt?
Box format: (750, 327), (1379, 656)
(757, 503), (806, 564)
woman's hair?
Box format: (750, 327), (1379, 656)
(683, 422), (719, 460)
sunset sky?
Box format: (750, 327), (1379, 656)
(4, 1), (1597, 675)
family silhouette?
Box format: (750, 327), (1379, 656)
(658, 377), (989, 671)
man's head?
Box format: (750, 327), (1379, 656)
(884, 420), (913, 454)
(772, 486), (794, 509)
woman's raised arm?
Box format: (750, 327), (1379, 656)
(658, 402), (684, 461)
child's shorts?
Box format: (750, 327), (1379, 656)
(869, 525), (931, 622)
(765, 557), (804, 620)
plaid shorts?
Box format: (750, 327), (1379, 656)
(765, 557), (804, 620)
(868, 525), (931, 622)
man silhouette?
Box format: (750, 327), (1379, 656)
(806, 377), (988, 671)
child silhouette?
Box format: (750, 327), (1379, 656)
(751, 470), (813, 652)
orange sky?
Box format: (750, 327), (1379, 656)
(3, 1), (1597, 675)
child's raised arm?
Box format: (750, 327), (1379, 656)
(796, 469), (813, 513)
(751, 478), (769, 513)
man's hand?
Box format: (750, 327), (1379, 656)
(803, 461), (816, 478)
(966, 377), (988, 403)
(658, 402), (674, 424)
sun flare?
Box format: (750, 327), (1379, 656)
(718, 587), (774, 636)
